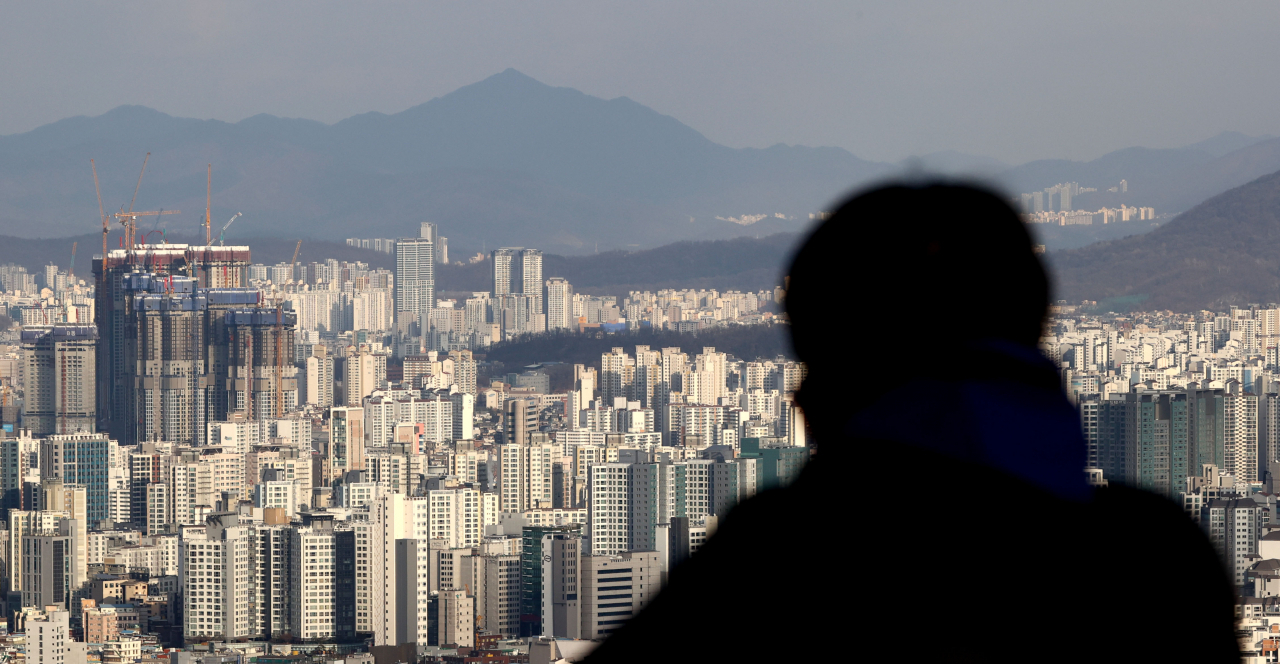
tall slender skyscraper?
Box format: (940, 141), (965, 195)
(521, 249), (543, 313)
(492, 248), (521, 296)
(395, 237), (435, 331)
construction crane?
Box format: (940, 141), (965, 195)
(290, 240), (302, 283)
(123, 152), (149, 249)
(205, 164), (212, 246)
(91, 159), (109, 263)
(69, 242), (77, 280)
(213, 212), (242, 246)
(110, 152), (181, 249)
(129, 153), (148, 214)
(114, 209), (180, 248)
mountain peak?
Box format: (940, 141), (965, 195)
(98, 104), (175, 121)
(460, 68), (556, 95)
(492, 67), (539, 82)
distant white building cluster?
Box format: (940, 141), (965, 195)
(345, 232), (450, 264)
(1022, 204), (1156, 226)
(1016, 179), (1154, 226)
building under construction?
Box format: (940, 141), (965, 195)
(21, 325), (97, 436)
(129, 273), (207, 446)
(93, 244), (296, 446)
(222, 307), (297, 421)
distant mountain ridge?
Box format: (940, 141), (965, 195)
(1, 69), (1278, 255)
(0, 70), (886, 253)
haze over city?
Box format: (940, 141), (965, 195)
(4, 2), (1280, 164)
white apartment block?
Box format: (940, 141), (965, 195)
(247, 444), (313, 493)
(521, 508), (588, 528)
(27, 609), (81, 664)
(366, 450), (426, 495)
(255, 481), (298, 516)
(427, 488), (485, 549)
(545, 277), (573, 330)
(588, 463), (658, 555)
(101, 534), (179, 577)
(587, 459), (746, 555)
(86, 531), (139, 565)
(181, 515), (260, 640)
(499, 443), (556, 513)
(452, 450), (488, 484)
(288, 527), (342, 640)
(363, 393), (454, 447)
(340, 481), (384, 508)
(303, 353), (335, 408)
(1225, 392), (1259, 482)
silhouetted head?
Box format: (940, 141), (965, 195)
(787, 183), (1049, 407)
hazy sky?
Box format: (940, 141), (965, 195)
(3, 1), (1279, 164)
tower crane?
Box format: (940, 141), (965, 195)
(114, 209), (180, 248)
(110, 153), (179, 249)
(212, 212), (243, 246)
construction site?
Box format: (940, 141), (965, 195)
(91, 155), (300, 445)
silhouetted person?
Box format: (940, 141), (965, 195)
(585, 184), (1238, 663)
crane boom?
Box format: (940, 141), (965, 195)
(206, 165), (212, 246)
(91, 159), (108, 263)
(128, 153), (149, 215)
(114, 210), (179, 218)
(214, 212), (243, 246)
(120, 152), (151, 249)
(113, 210), (179, 217)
